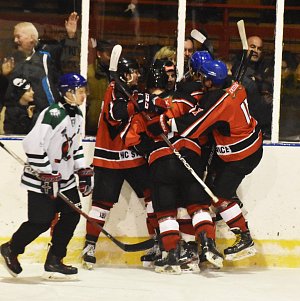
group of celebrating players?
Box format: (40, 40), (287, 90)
(82, 47), (262, 275)
(0, 41), (262, 279)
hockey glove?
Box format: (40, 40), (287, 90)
(137, 93), (168, 114)
(147, 114), (171, 136)
(39, 172), (62, 199)
(77, 167), (94, 197)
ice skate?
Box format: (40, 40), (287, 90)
(154, 245), (181, 275)
(224, 228), (257, 261)
(82, 240), (96, 270)
(178, 241), (200, 273)
(0, 242), (22, 277)
(43, 251), (78, 280)
(198, 250), (221, 270)
(140, 239), (162, 268)
(199, 231), (223, 269)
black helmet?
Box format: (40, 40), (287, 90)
(117, 57), (139, 81)
(146, 59), (175, 89)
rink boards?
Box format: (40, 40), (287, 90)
(1, 139), (300, 268)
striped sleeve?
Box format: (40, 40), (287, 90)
(22, 113), (54, 174)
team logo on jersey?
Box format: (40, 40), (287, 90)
(49, 108), (61, 117)
(54, 133), (76, 163)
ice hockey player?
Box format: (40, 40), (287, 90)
(177, 50), (213, 101)
(0, 73), (93, 280)
(122, 60), (223, 274)
(146, 59), (262, 261)
(81, 57), (163, 269)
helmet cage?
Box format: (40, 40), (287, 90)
(117, 57), (139, 82)
(146, 59), (175, 89)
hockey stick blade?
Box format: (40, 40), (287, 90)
(0, 141), (154, 252)
(237, 20), (248, 50)
(109, 44), (122, 72)
(57, 191), (155, 252)
(190, 29), (206, 44)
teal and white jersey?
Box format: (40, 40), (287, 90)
(21, 102), (87, 193)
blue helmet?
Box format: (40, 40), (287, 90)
(199, 60), (228, 86)
(58, 73), (87, 95)
(190, 51), (213, 72)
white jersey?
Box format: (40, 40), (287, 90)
(21, 102), (87, 193)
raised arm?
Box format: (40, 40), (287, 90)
(65, 12), (79, 39)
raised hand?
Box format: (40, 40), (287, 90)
(65, 12), (79, 39)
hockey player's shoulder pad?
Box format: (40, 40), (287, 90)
(42, 104), (68, 129)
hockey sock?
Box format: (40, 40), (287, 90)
(145, 199), (158, 235)
(218, 198), (248, 232)
(157, 210), (180, 251)
(86, 201), (113, 237)
(187, 204), (215, 239)
(177, 207), (195, 236)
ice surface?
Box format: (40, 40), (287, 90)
(0, 264), (299, 301)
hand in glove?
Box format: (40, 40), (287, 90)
(137, 93), (168, 114)
(147, 114), (171, 136)
(39, 172), (62, 199)
(77, 167), (94, 197)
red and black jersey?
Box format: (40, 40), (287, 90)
(176, 80), (204, 103)
(122, 91), (201, 165)
(93, 81), (146, 169)
(174, 82), (262, 162)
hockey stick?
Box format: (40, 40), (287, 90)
(109, 45), (218, 203)
(190, 29), (214, 58)
(235, 20), (249, 82)
(237, 50), (254, 83)
(180, 29), (213, 82)
(190, 29), (206, 44)
(0, 141), (154, 252)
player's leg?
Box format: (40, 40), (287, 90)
(43, 187), (81, 279)
(213, 148), (263, 261)
(82, 167), (123, 269)
(1, 191), (55, 277)
(126, 164), (161, 267)
(149, 158), (183, 274)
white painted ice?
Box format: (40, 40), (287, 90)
(0, 264), (299, 301)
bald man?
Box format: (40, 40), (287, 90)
(231, 35), (273, 139)
(247, 36), (263, 63)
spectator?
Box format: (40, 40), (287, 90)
(3, 12), (79, 134)
(4, 77), (37, 134)
(232, 35), (273, 139)
(85, 39), (116, 135)
(153, 46), (176, 64)
(184, 36), (195, 70)
(0, 58), (14, 112)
